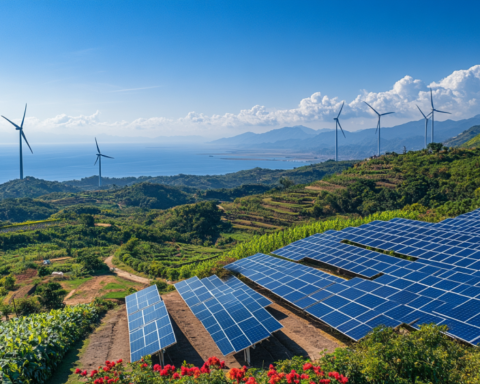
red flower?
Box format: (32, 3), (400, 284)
(90, 370), (98, 378)
(301, 374), (309, 379)
(319, 380), (331, 384)
(201, 363), (210, 374)
(303, 363), (313, 371)
(75, 368), (81, 374)
(228, 367), (246, 384)
(81, 370), (88, 377)
(172, 372), (180, 379)
(116, 359), (123, 364)
(337, 375), (348, 384)
(328, 372), (340, 380)
(153, 364), (162, 372)
(220, 361), (226, 369)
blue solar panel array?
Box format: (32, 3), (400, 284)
(174, 275), (282, 356)
(223, 208), (480, 345)
(225, 253), (480, 344)
(126, 285), (176, 362)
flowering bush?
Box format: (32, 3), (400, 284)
(75, 356), (348, 384)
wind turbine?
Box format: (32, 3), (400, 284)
(94, 138), (114, 187)
(333, 102), (346, 161)
(364, 102), (395, 156)
(429, 88), (450, 143)
(416, 105), (431, 149)
(2, 104), (33, 180)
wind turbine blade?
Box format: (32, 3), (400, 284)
(416, 105), (427, 119)
(20, 104), (27, 128)
(94, 156), (99, 165)
(21, 104), (27, 128)
(337, 102), (344, 119)
(95, 137), (101, 154)
(380, 112), (395, 116)
(430, 89), (434, 108)
(1, 115), (21, 129)
(337, 120), (346, 138)
(434, 109), (451, 114)
(21, 131), (33, 153)
(364, 101), (379, 116)
(101, 154), (114, 159)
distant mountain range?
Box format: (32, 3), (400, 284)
(211, 115), (480, 158)
(211, 126), (331, 146)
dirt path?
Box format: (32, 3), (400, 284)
(162, 291), (342, 368)
(104, 256), (150, 284)
(78, 305), (131, 370)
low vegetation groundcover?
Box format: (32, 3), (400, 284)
(0, 300), (115, 384)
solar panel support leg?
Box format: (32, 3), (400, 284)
(244, 347), (251, 366)
(160, 350), (165, 366)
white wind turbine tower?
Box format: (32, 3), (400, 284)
(333, 102), (346, 161)
(364, 102), (395, 156)
(2, 104), (33, 180)
(416, 105), (431, 149)
(94, 138), (114, 187)
(429, 88), (451, 143)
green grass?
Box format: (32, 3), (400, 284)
(102, 282), (128, 290)
(102, 291), (129, 299)
(63, 277), (93, 290)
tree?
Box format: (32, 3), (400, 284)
(16, 297), (41, 316)
(2, 275), (15, 290)
(427, 142), (444, 153)
(0, 303), (13, 320)
(36, 282), (67, 310)
(279, 177), (295, 189)
(79, 214), (95, 227)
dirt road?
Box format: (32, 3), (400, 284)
(104, 256), (150, 284)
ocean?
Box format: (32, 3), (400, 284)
(0, 144), (313, 184)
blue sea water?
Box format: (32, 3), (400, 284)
(0, 144), (312, 184)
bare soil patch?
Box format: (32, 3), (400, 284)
(8, 284), (36, 303)
(95, 223), (112, 227)
(64, 275), (146, 305)
(78, 305), (131, 370)
(14, 268), (38, 283)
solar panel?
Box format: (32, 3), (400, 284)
(126, 285), (176, 362)
(174, 273), (282, 356)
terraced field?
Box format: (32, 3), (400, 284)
(222, 186), (321, 232)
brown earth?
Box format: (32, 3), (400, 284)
(95, 223), (112, 227)
(78, 305), (131, 371)
(63, 275), (146, 305)
(14, 268), (38, 283)
(105, 255), (150, 285)
(162, 291), (342, 368)
(8, 284), (36, 303)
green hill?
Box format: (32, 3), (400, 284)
(0, 177), (81, 200)
(443, 125), (480, 147)
(460, 132), (480, 148)
(60, 160), (357, 190)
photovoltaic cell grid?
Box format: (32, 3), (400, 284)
(225, 253), (480, 344)
(126, 285), (176, 362)
(174, 275), (282, 356)
(253, 208), (480, 344)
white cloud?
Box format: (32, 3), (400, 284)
(1, 64), (480, 137)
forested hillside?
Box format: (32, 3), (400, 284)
(59, 160), (356, 190)
(0, 177), (80, 199)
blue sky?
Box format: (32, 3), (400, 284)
(1, 0), (480, 139)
